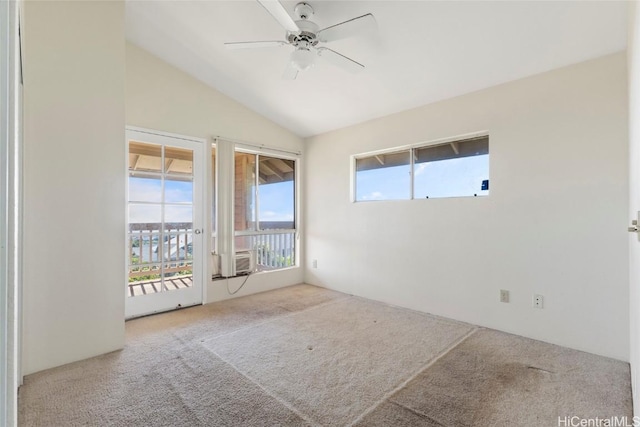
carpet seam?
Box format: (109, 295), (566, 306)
(206, 348), (321, 427)
(348, 326), (479, 426)
(201, 294), (352, 344)
(389, 401), (448, 427)
(159, 369), (207, 427)
(202, 294), (473, 427)
(349, 294), (477, 331)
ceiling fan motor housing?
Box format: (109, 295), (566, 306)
(288, 20), (319, 46)
(287, 3), (319, 47)
(294, 2), (314, 20)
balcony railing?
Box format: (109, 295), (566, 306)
(128, 222), (193, 294)
(235, 230), (296, 270)
(128, 223), (297, 294)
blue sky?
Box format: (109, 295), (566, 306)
(130, 154), (485, 224)
(259, 181), (294, 222)
(356, 155), (489, 201)
(129, 177), (194, 223)
(129, 176), (294, 223)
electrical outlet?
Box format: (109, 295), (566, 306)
(500, 289), (509, 303)
(312, 259), (318, 269)
(533, 294), (544, 309)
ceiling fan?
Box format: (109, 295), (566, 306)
(224, 0), (376, 80)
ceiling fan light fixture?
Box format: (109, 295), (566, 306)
(226, 1), (374, 79)
(290, 47), (315, 71)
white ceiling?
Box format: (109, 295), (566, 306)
(126, 1), (628, 138)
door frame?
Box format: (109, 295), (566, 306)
(125, 126), (206, 319)
(1, 0), (21, 423)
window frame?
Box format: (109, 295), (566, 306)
(351, 131), (489, 203)
(232, 147), (301, 273)
(212, 140), (301, 276)
(233, 147), (298, 234)
(232, 146), (300, 270)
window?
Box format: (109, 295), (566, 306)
(355, 150), (411, 201)
(258, 156), (295, 230)
(211, 141), (299, 277)
(413, 136), (489, 198)
(234, 151), (296, 270)
(354, 135), (489, 201)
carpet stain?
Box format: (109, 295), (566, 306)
(470, 362), (547, 425)
(380, 329), (631, 427)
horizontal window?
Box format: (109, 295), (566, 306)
(355, 150), (411, 201)
(414, 136), (489, 199)
(354, 135), (489, 202)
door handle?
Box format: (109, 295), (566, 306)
(194, 229), (202, 235)
(630, 213), (640, 241)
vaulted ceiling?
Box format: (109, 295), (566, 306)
(126, 1), (627, 138)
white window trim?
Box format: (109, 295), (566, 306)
(226, 136), (301, 159)
(351, 130), (489, 160)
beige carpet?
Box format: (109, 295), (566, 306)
(203, 297), (474, 425)
(18, 284), (632, 426)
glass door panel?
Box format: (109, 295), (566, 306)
(126, 129), (203, 318)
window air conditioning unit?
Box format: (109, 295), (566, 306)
(219, 250), (256, 277)
(235, 250), (256, 275)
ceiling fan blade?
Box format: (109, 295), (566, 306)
(283, 61), (299, 80)
(317, 13), (376, 43)
(317, 47), (364, 73)
(257, 0), (300, 33)
(224, 41), (288, 50)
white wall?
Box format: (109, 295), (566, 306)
(126, 43), (303, 152)
(305, 53), (629, 361)
(628, 0), (640, 412)
(22, 1), (126, 375)
(126, 43), (305, 303)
